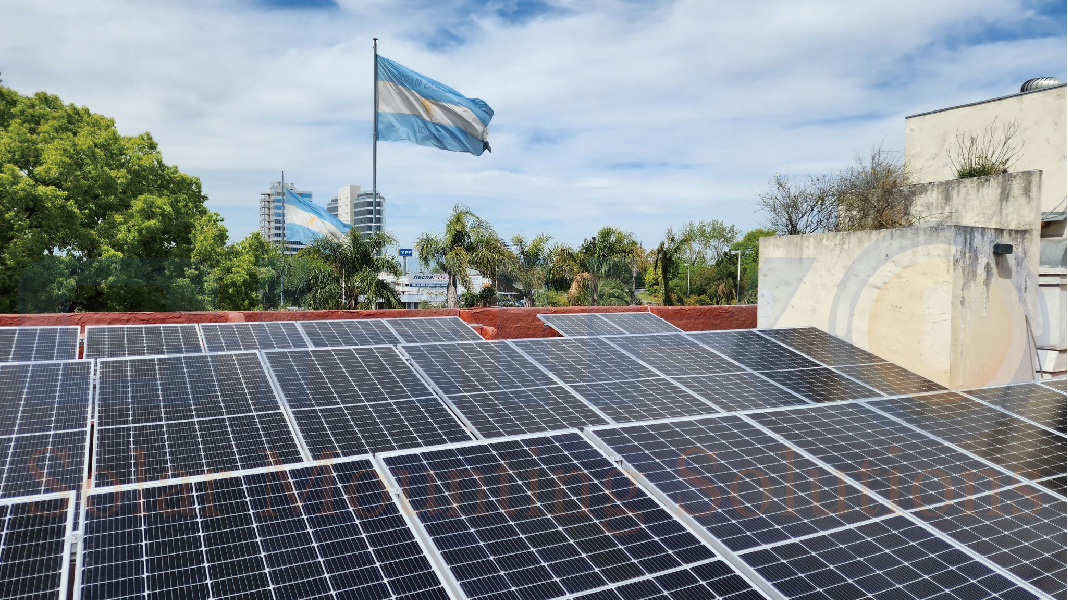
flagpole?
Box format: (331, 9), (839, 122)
(280, 170), (285, 308)
(372, 38), (378, 236)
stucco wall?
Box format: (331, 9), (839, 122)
(758, 225), (1042, 388)
(904, 85), (1066, 215)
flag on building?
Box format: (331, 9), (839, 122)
(376, 55), (494, 156)
(283, 188), (351, 243)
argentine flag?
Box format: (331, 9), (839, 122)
(283, 189), (351, 244)
(376, 56), (494, 156)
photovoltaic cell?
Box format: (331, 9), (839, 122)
(449, 387), (609, 438)
(404, 341), (558, 396)
(573, 559), (763, 599)
(298, 318), (401, 347)
(962, 383), (1067, 435)
(669, 373), (809, 412)
(538, 313), (626, 337)
(568, 378), (720, 423)
(0, 326), (79, 363)
(511, 337), (659, 385)
(906, 485), (1067, 599)
(596, 313), (682, 335)
(1040, 475), (1066, 496)
(590, 416), (887, 552)
(264, 346), (472, 458)
(0, 494), (73, 600)
(93, 352), (304, 486)
(756, 327), (884, 366)
(386, 316), (482, 344)
(605, 334), (745, 377)
(739, 516), (1037, 600)
(199, 321), (308, 352)
(834, 361), (947, 395)
(688, 331), (820, 372)
(749, 403), (1026, 511)
(759, 367), (881, 403)
(867, 392), (1067, 482)
(1038, 378), (1067, 393)
(78, 459), (452, 600)
(84, 324), (203, 359)
(382, 432), (723, 599)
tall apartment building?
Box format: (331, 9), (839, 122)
(258, 181), (313, 255)
(329, 185), (385, 235)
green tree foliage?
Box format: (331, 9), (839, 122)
(651, 228), (688, 306)
(576, 227), (641, 306)
(299, 229), (402, 310)
(510, 233), (552, 307)
(731, 228), (774, 304)
(415, 205), (511, 309)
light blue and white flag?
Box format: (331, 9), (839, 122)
(376, 55), (494, 156)
(283, 189), (351, 244)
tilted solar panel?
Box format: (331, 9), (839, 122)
(756, 327), (885, 366)
(759, 367), (881, 403)
(572, 560), (764, 599)
(605, 334), (745, 377)
(962, 383), (1067, 435)
(511, 337), (659, 385)
(380, 432), (759, 600)
(689, 330), (820, 372)
(77, 459), (455, 600)
(668, 373), (810, 412)
(447, 387), (610, 439)
(1038, 378), (1066, 392)
(537, 313), (627, 337)
(596, 312), (682, 334)
(834, 361), (946, 395)
(298, 318), (401, 347)
(404, 340), (559, 396)
(93, 351), (304, 486)
(867, 392), (1067, 483)
(84, 324), (203, 359)
(200, 321), (308, 352)
(0, 492), (75, 600)
(385, 316), (482, 344)
(567, 378), (721, 423)
(0, 361), (91, 500)
(1039, 474), (1066, 496)
(264, 346), (472, 458)
(0, 326), (79, 363)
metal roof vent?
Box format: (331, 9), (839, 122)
(1021, 77), (1064, 92)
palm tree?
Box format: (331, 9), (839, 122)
(415, 205), (510, 309)
(577, 227), (640, 306)
(299, 229), (402, 310)
(652, 227), (689, 306)
(510, 233), (552, 306)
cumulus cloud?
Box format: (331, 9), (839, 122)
(1, 0), (1064, 247)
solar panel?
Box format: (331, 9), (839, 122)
(404, 340), (559, 396)
(199, 321), (309, 352)
(749, 403), (1027, 511)
(961, 383), (1067, 435)
(298, 318), (401, 347)
(1038, 378), (1066, 393)
(385, 316), (482, 343)
(688, 330), (820, 372)
(511, 337), (659, 385)
(264, 346), (472, 458)
(739, 515), (1036, 600)
(93, 351), (305, 486)
(0, 492), (74, 600)
(566, 378), (720, 423)
(84, 324), (203, 359)
(380, 432), (731, 599)
(596, 312), (682, 334)
(77, 458), (454, 600)
(759, 367), (881, 403)
(605, 334), (745, 377)
(668, 373), (810, 412)
(589, 416), (887, 552)
(538, 313), (627, 337)
(1039, 475), (1066, 496)
(867, 392), (1067, 483)
(0, 326), (79, 362)
(448, 387), (610, 438)
(906, 485), (1066, 598)
(756, 327), (885, 366)
(834, 361), (947, 395)
(0, 361), (91, 500)
(572, 559), (764, 599)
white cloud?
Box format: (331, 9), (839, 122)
(1, 0), (1064, 248)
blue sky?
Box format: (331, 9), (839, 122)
(1, 0), (1065, 249)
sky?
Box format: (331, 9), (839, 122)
(1, 0), (1065, 249)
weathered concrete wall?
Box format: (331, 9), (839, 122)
(759, 225), (1042, 388)
(0, 305), (756, 339)
(904, 85), (1066, 215)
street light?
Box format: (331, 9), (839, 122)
(727, 248), (751, 304)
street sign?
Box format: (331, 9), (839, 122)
(398, 248), (413, 257)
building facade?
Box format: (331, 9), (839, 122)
(330, 185), (385, 236)
(258, 181), (313, 255)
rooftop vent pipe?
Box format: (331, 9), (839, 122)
(1021, 77), (1064, 92)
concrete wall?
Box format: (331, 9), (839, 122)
(904, 85), (1066, 215)
(759, 225), (1044, 388)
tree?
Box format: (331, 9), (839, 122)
(652, 228), (688, 306)
(731, 228), (775, 304)
(1, 85), (214, 312)
(577, 227), (640, 306)
(510, 233), (552, 306)
(414, 205), (509, 309)
(679, 219), (739, 295)
(299, 229), (402, 310)
(757, 172), (838, 236)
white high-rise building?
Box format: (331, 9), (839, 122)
(332, 185), (385, 235)
(258, 181), (313, 255)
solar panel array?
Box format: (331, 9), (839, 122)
(0, 326), (79, 362)
(0, 316), (1061, 600)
